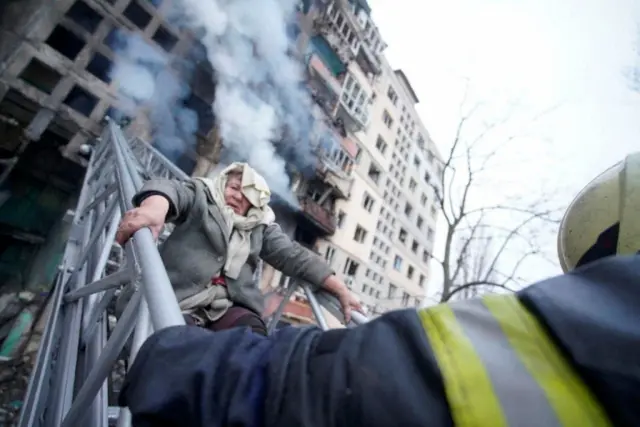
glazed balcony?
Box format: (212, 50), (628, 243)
(315, 135), (356, 199)
(298, 196), (337, 235)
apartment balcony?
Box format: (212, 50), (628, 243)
(297, 196), (337, 235)
(356, 44), (381, 76)
(307, 53), (342, 116)
(315, 135), (356, 199)
(314, 25), (355, 65)
(335, 95), (370, 133)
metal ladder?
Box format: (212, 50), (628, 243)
(17, 120), (367, 427)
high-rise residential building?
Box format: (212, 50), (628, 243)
(263, 0), (444, 319)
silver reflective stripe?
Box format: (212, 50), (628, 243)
(449, 299), (561, 427)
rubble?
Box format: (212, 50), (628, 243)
(0, 291), (49, 427)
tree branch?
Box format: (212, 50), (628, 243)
(441, 280), (516, 302)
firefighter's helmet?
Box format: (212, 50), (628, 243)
(558, 151), (640, 272)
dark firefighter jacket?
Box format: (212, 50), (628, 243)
(119, 254), (640, 427)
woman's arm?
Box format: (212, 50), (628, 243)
(259, 222), (334, 288)
(133, 179), (197, 224)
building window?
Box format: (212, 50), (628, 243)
(431, 205), (437, 217)
(86, 52), (113, 83)
(354, 225), (368, 243)
(427, 227), (435, 241)
(404, 202), (413, 217)
(420, 193), (427, 206)
(388, 284), (397, 299)
(387, 86), (398, 105)
(362, 192), (375, 212)
(409, 178), (417, 191)
(393, 256), (402, 271)
(417, 215), (424, 230)
(407, 265), (414, 279)
(375, 135), (388, 155)
(19, 59), (62, 94)
(424, 171), (431, 184)
(152, 25), (179, 52)
(368, 163), (381, 184)
(422, 250), (430, 263)
(419, 274), (426, 288)
(123, 1), (152, 30)
(343, 258), (360, 276)
(46, 26), (86, 60)
(63, 85), (99, 116)
(66, 1), (104, 34)
(325, 246), (335, 264)
(382, 110), (393, 128)
(402, 292), (410, 307)
(336, 210), (346, 228)
(398, 228), (407, 243)
(411, 240), (419, 253)
(413, 156), (421, 168)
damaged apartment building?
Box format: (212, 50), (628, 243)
(0, 0), (359, 330)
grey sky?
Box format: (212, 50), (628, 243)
(367, 0), (640, 293)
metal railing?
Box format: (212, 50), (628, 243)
(17, 120), (367, 427)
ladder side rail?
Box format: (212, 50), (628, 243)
(266, 279), (299, 334)
(115, 299), (152, 427)
(313, 287), (369, 327)
(129, 137), (190, 181)
(17, 136), (107, 426)
(81, 198), (122, 427)
(108, 121), (185, 330)
(60, 292), (142, 427)
(302, 284), (330, 330)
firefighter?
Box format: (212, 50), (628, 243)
(118, 152), (640, 427)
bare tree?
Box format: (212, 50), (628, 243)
(429, 84), (561, 303)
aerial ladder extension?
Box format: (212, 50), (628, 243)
(17, 120), (368, 427)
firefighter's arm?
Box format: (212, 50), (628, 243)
(120, 310), (454, 427)
(119, 325), (273, 427)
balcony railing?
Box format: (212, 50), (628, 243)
(298, 196), (337, 235)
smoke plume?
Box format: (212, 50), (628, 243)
(174, 0), (317, 202)
(107, 0), (320, 203)
(108, 33), (198, 162)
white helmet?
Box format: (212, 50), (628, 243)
(557, 151), (640, 272)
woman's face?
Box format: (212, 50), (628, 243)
(224, 174), (251, 216)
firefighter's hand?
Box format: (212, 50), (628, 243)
(116, 196), (169, 245)
(323, 275), (363, 324)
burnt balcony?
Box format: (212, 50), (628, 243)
(297, 196), (337, 236)
(307, 54), (342, 116)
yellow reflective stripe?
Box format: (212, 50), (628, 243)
(483, 294), (611, 427)
(418, 305), (507, 427)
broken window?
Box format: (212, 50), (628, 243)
(152, 26), (178, 52)
(104, 27), (128, 51)
(86, 52), (113, 83)
(46, 26), (85, 60)
(19, 59), (61, 94)
(63, 86), (99, 116)
(182, 93), (213, 135)
(123, 1), (152, 30)
(65, 1), (103, 33)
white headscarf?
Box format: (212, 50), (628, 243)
(196, 162), (276, 279)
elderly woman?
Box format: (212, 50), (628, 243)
(116, 162), (360, 336)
